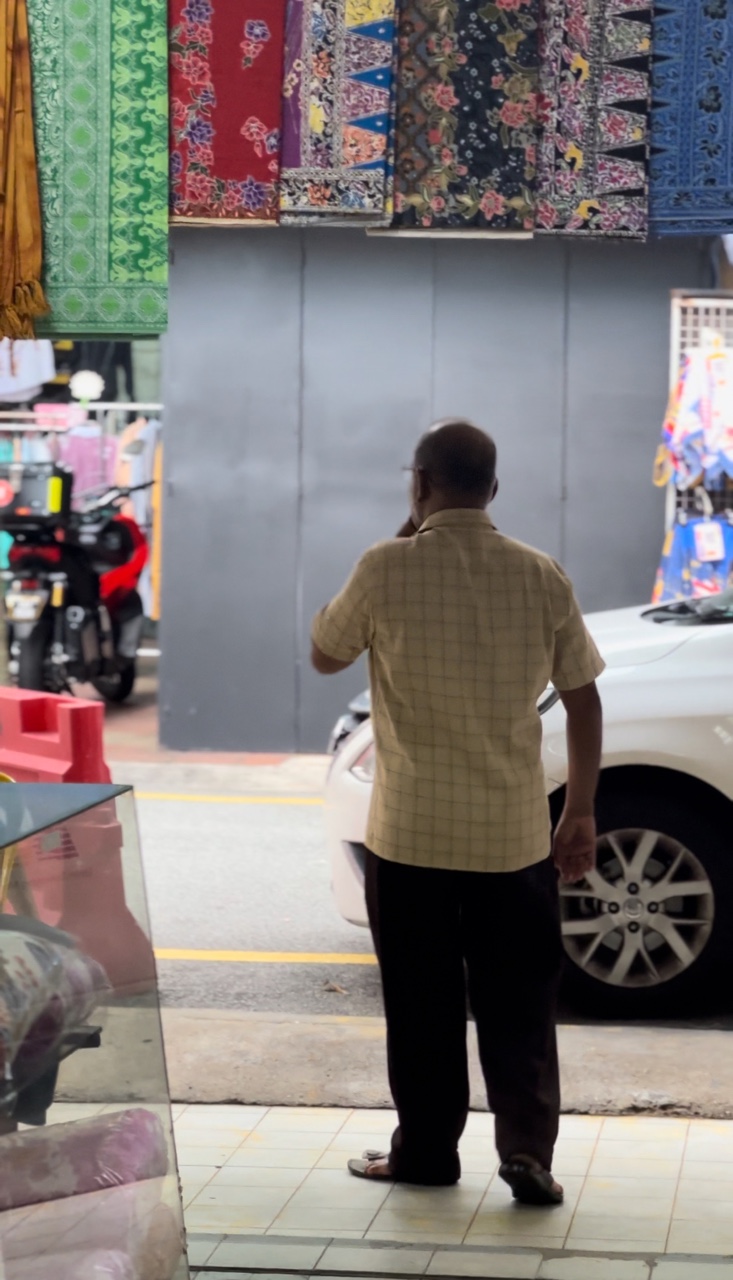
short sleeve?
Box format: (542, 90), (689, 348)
(549, 565), (606, 692)
(311, 550), (378, 664)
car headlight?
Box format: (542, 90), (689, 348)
(350, 744), (375, 783)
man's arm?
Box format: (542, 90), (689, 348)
(311, 621), (354, 675)
(553, 681), (603, 884)
(310, 552), (375, 677)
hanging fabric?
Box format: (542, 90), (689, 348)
(0, 0), (49, 338)
(279, 0), (398, 225)
(58, 424), (118, 508)
(659, 339), (733, 491)
(535, 0), (651, 238)
(0, 339), (54, 403)
(26, 0), (168, 336)
(169, 0), (287, 224)
(389, 0), (539, 230)
(650, 1), (733, 236)
(115, 417), (148, 509)
(0, 435), (13, 572)
(653, 515), (733, 604)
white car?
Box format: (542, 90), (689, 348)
(325, 592), (733, 1017)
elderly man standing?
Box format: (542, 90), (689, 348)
(311, 420), (604, 1205)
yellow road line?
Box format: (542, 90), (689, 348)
(155, 948), (377, 966)
(137, 792), (323, 806)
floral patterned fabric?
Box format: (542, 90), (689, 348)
(536, 0), (652, 238)
(390, 0), (539, 230)
(280, 0), (398, 223)
(27, 0), (168, 335)
(0, 1111), (168, 1211)
(170, 0), (287, 223)
(0, 930), (108, 1099)
(650, 0), (733, 235)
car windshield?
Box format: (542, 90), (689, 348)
(643, 587), (733, 626)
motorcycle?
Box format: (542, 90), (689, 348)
(0, 461), (151, 703)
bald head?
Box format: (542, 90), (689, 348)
(413, 419), (497, 507)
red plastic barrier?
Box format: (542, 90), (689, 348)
(0, 689), (110, 783)
(0, 689), (154, 995)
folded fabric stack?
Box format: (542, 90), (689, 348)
(168, 0), (733, 236)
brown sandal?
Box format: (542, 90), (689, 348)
(499, 1157), (564, 1206)
(348, 1157), (395, 1181)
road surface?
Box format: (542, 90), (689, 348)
(92, 761), (733, 1111)
(118, 759), (379, 1017)
(126, 764), (733, 1031)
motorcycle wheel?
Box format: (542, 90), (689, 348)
(92, 660), (136, 704)
(17, 621), (52, 690)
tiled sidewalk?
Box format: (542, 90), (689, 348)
(175, 1104), (733, 1278)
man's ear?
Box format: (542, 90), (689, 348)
(491, 476), (499, 502)
(416, 467), (431, 504)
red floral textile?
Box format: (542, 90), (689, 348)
(169, 0), (287, 223)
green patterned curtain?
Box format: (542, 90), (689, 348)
(27, 0), (169, 337)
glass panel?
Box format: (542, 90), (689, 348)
(0, 784), (130, 849)
(0, 785), (188, 1280)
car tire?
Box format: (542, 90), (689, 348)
(557, 780), (733, 1019)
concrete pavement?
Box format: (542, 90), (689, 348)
(56, 1002), (733, 1117)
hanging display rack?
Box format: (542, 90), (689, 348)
(664, 290), (733, 531)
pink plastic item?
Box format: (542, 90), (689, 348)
(0, 1177), (184, 1280)
(0, 1179), (183, 1280)
(8, 1249), (138, 1280)
(0, 1109), (168, 1211)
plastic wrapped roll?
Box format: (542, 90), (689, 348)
(8, 1249), (139, 1280)
(1, 1179), (183, 1280)
(0, 1109), (169, 1210)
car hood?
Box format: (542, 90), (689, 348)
(345, 605), (692, 721)
(583, 604), (691, 667)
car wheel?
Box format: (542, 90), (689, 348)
(558, 781), (733, 1018)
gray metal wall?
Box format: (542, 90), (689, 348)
(160, 229), (707, 752)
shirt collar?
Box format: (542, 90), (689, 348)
(418, 509), (496, 533)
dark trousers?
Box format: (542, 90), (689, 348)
(365, 850), (563, 1185)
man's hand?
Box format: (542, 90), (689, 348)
(554, 681), (602, 884)
(553, 811), (596, 884)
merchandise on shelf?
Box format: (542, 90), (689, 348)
(0, 785), (187, 1280)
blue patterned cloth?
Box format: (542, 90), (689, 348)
(650, 0), (733, 236)
(653, 516), (733, 603)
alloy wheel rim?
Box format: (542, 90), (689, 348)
(560, 828), (714, 988)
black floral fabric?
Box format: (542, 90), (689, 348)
(392, 0), (539, 229)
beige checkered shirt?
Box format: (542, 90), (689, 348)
(313, 510), (605, 873)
